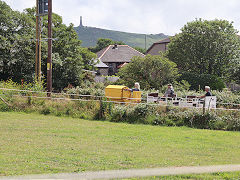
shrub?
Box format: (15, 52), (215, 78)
(127, 104), (153, 124)
(118, 55), (179, 90)
(178, 72), (226, 91)
(0, 80), (239, 132)
(110, 105), (128, 123)
(96, 99), (113, 120)
(0, 102), (10, 112)
(41, 106), (52, 115)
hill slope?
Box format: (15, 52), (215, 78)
(74, 26), (168, 49)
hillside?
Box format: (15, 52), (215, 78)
(74, 25), (168, 49)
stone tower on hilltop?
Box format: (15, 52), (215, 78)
(80, 16), (83, 27)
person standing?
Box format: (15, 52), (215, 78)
(164, 84), (175, 98)
(198, 86), (212, 98)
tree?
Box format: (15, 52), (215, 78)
(134, 47), (146, 54)
(232, 65), (240, 84)
(118, 55), (178, 90)
(0, 1), (36, 82)
(167, 19), (240, 79)
(89, 38), (125, 53)
(0, 2), (96, 90)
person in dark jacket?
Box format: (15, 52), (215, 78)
(198, 86), (212, 98)
(164, 84), (175, 98)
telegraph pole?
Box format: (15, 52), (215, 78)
(47, 0), (52, 97)
(35, 0), (41, 81)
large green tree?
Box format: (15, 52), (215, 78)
(0, 1), (35, 82)
(0, 2), (96, 90)
(89, 38), (125, 53)
(167, 19), (240, 79)
(118, 55), (178, 90)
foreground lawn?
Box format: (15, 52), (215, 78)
(0, 112), (240, 178)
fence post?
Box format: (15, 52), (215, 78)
(203, 98), (205, 114)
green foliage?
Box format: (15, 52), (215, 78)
(212, 89), (240, 104)
(96, 99), (113, 120)
(153, 109), (240, 131)
(41, 14), (97, 89)
(109, 104), (153, 124)
(118, 54), (179, 90)
(0, 2), (96, 90)
(231, 65), (240, 84)
(161, 80), (191, 94)
(167, 19), (240, 79)
(0, 1), (35, 82)
(134, 47), (146, 54)
(0, 81), (239, 132)
(178, 72), (226, 90)
(88, 38), (125, 53)
(65, 80), (105, 97)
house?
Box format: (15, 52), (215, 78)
(146, 37), (170, 55)
(95, 59), (109, 76)
(96, 44), (145, 76)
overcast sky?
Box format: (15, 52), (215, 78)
(3, 0), (240, 35)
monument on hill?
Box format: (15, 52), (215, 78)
(80, 16), (83, 27)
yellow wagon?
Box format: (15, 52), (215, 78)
(105, 85), (141, 103)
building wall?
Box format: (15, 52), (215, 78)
(105, 62), (122, 75)
(97, 68), (109, 76)
(94, 76), (119, 83)
(147, 43), (169, 55)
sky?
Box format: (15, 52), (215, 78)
(2, 0), (240, 35)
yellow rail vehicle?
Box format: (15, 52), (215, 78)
(105, 85), (141, 103)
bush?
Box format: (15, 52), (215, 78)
(178, 72), (226, 91)
(66, 86), (105, 98)
(109, 104), (154, 124)
(0, 80), (239, 132)
(110, 105), (128, 122)
(118, 55), (179, 90)
(95, 99), (113, 120)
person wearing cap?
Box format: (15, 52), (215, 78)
(198, 86), (212, 98)
(164, 84), (175, 98)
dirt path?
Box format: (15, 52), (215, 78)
(2, 164), (240, 179)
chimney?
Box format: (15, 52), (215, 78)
(80, 16), (83, 27)
(112, 44), (118, 49)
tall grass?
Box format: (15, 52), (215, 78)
(0, 80), (239, 131)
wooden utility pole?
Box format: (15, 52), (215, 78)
(47, 0), (52, 97)
(35, 0), (41, 81)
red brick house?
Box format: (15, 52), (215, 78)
(96, 45), (145, 76)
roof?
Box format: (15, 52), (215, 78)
(94, 59), (109, 68)
(97, 45), (145, 63)
(146, 37), (170, 54)
(105, 85), (127, 89)
(154, 37), (170, 44)
(117, 62), (128, 69)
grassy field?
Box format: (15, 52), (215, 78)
(0, 112), (240, 179)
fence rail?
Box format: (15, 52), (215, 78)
(0, 88), (239, 112)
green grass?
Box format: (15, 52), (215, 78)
(131, 171), (240, 179)
(0, 111), (240, 179)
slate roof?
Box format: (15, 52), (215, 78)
(154, 37), (170, 44)
(94, 59), (109, 68)
(97, 45), (145, 63)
